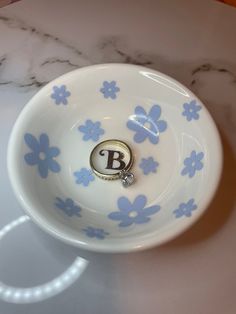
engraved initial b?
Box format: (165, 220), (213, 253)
(99, 149), (126, 170)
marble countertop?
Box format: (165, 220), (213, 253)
(0, 0), (235, 313)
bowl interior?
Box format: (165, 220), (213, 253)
(8, 64), (222, 252)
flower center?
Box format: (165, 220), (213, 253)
(39, 152), (46, 160)
(128, 211), (138, 218)
(143, 121), (152, 130)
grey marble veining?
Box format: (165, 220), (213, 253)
(0, 10), (235, 151)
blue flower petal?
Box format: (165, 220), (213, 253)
(187, 115), (192, 122)
(89, 174), (95, 181)
(55, 197), (63, 206)
(110, 93), (116, 99)
(65, 90), (71, 97)
(149, 105), (161, 121)
(117, 197), (133, 213)
(96, 233), (105, 240)
(110, 81), (116, 86)
(184, 211), (192, 217)
(141, 205), (160, 216)
(134, 215), (150, 224)
(183, 103), (189, 110)
(93, 121), (101, 128)
(78, 125), (87, 132)
(48, 146), (60, 158)
(66, 209), (74, 216)
(135, 106), (147, 117)
(119, 218), (134, 227)
(181, 167), (189, 176)
(148, 132), (159, 144)
(188, 168), (195, 178)
(174, 209), (182, 218)
(134, 129), (149, 143)
(98, 128), (105, 135)
(39, 133), (49, 151)
(24, 133), (40, 153)
(133, 195), (147, 211)
(83, 133), (92, 141)
(60, 85), (66, 92)
(108, 211), (127, 221)
(103, 93), (110, 99)
(156, 120), (167, 133)
(38, 160), (49, 178)
(194, 112), (199, 119)
(47, 159), (61, 173)
(103, 81), (110, 88)
(183, 158), (191, 166)
(197, 152), (204, 160)
(55, 99), (61, 105)
(24, 152), (39, 165)
(65, 198), (74, 207)
(127, 119), (141, 132)
(61, 98), (68, 105)
(55, 202), (64, 210)
(82, 179), (89, 186)
(52, 86), (59, 92)
(188, 199), (196, 207)
(195, 162), (203, 171)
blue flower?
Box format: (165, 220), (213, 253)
(127, 105), (167, 144)
(139, 157), (159, 175)
(182, 100), (202, 121)
(74, 168), (95, 186)
(24, 133), (61, 178)
(51, 85), (71, 105)
(108, 195), (160, 227)
(83, 227), (109, 239)
(78, 119), (105, 142)
(173, 198), (197, 218)
(100, 81), (120, 99)
(181, 150), (204, 178)
(55, 197), (81, 217)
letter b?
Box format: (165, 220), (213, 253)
(99, 149), (126, 170)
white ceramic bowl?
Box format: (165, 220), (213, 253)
(7, 64), (222, 253)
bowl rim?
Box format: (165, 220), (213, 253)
(7, 63), (223, 253)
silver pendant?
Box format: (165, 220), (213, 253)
(119, 170), (135, 187)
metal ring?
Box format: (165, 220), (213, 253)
(90, 139), (134, 186)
